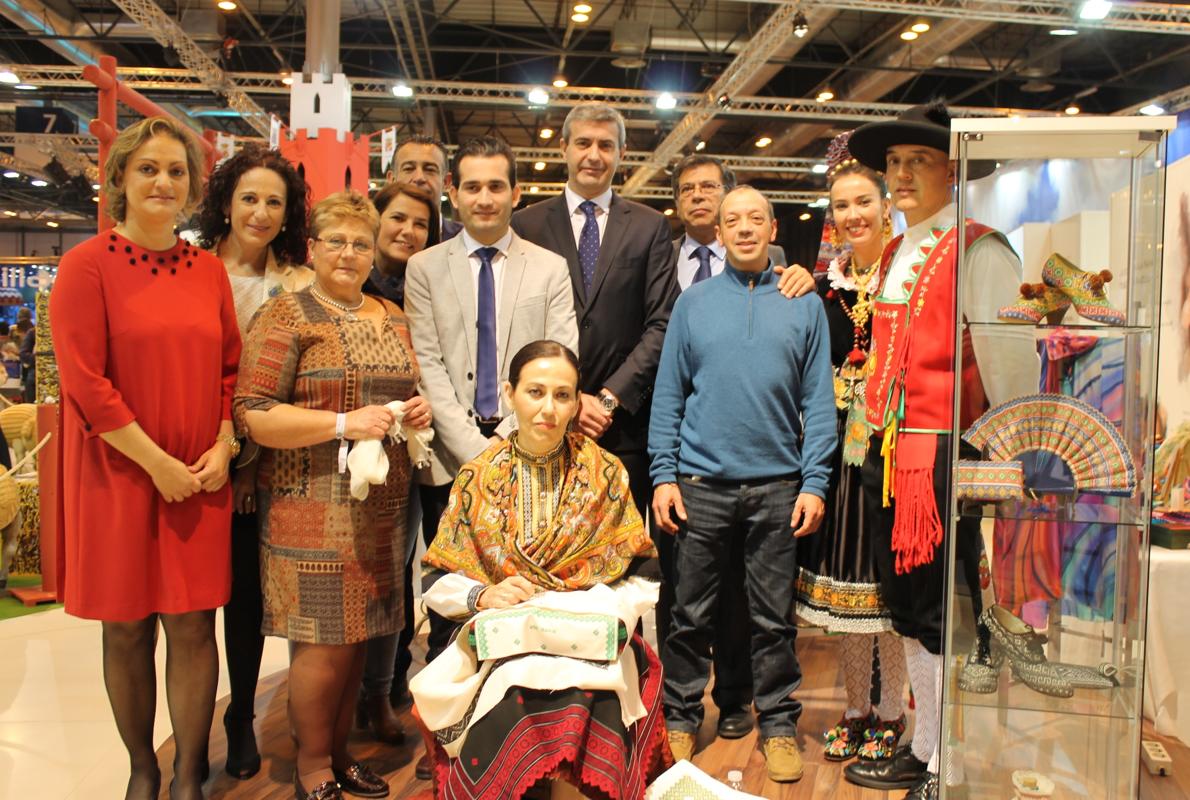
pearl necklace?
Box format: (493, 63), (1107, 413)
(311, 286), (365, 321)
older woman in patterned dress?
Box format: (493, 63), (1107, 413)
(234, 192), (432, 800)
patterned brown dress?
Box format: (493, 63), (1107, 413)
(234, 287), (419, 645)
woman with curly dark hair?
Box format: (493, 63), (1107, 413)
(196, 144), (313, 780)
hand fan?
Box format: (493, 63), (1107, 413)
(962, 394), (1136, 497)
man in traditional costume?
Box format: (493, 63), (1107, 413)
(841, 103), (1039, 799)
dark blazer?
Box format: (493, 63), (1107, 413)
(442, 218), (463, 240)
(512, 192), (679, 454)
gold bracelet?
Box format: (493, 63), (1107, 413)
(217, 433), (241, 459)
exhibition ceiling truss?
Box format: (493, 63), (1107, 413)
(0, 0), (1186, 221)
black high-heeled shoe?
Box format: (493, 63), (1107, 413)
(224, 711), (262, 779)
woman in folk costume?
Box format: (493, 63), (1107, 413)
(412, 340), (666, 800)
(839, 103), (1039, 800)
(795, 132), (909, 764)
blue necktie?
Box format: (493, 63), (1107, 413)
(475, 246), (499, 419)
(691, 244), (713, 284)
(578, 200), (600, 292)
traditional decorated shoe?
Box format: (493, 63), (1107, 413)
(857, 714), (906, 761)
(998, 283), (1071, 324)
(957, 624), (1003, 694)
(1040, 253), (1125, 325)
(823, 712), (873, 761)
(667, 729), (696, 762)
(981, 605), (1074, 698)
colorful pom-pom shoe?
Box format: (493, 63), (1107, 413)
(997, 282), (1070, 324)
(1040, 253), (1126, 325)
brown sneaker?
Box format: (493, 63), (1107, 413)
(762, 736), (804, 782)
(667, 729), (696, 762)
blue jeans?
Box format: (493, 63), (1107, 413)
(662, 475), (803, 737)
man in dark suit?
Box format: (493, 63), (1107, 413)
(511, 100), (679, 658)
(390, 134), (463, 240)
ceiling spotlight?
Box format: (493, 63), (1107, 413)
(527, 87), (550, 106)
(1065, 104), (1081, 115)
(656, 92), (677, 110)
(1139, 103), (1166, 116)
(571, 11), (589, 22)
(217, 0), (237, 9)
(13, 83), (38, 90)
(392, 81), (414, 98)
(716, 93), (731, 108)
(573, 2), (592, 12)
(816, 89), (834, 102)
(1049, 27), (1078, 35)
(30, 179), (48, 187)
(92, 195), (100, 202)
(663, 208), (674, 216)
(811, 197), (829, 208)
(812, 163), (828, 174)
(529, 186), (540, 194)
(368, 180), (378, 190)
(798, 212), (812, 221)
(280, 72), (294, 85)
(2, 210), (15, 217)
(534, 161), (547, 171)
(694, 139), (706, 152)
(46, 220), (59, 228)
(2, 171), (18, 179)
(1079, 0), (1112, 20)
(900, 30), (919, 41)
(755, 136), (772, 148)
(792, 11), (809, 38)
(91, 183), (101, 190)
(911, 21), (931, 33)
(0, 71), (19, 84)
(539, 127), (555, 140)
(552, 74), (569, 89)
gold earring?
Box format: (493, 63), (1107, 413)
(829, 223), (843, 250)
(882, 217), (892, 241)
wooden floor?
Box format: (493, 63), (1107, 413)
(156, 631), (1190, 798)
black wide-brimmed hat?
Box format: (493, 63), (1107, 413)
(847, 102), (996, 180)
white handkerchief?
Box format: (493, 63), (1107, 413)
(347, 399), (435, 500)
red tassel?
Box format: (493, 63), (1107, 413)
(891, 467), (943, 574)
(848, 348), (867, 365)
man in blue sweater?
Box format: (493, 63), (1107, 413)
(650, 185), (836, 783)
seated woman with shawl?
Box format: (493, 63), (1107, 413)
(410, 340), (668, 800)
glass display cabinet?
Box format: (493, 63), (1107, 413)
(941, 116), (1175, 798)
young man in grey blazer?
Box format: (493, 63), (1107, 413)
(403, 136), (579, 776)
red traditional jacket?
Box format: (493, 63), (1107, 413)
(865, 219), (1009, 573)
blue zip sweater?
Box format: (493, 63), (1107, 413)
(648, 262), (836, 498)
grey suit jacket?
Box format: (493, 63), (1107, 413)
(405, 231), (579, 485)
(671, 237), (787, 270)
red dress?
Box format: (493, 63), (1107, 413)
(51, 231), (241, 621)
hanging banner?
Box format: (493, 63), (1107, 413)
(215, 132), (236, 165)
(269, 115), (282, 150)
(380, 126), (397, 175)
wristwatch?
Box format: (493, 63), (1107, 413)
(599, 391), (619, 416)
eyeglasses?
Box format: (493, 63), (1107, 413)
(678, 181), (723, 198)
(316, 236), (374, 255)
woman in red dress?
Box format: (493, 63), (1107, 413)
(51, 116), (241, 800)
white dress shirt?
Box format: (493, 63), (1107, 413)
(677, 235), (726, 292)
(881, 202), (1039, 407)
(460, 228), (513, 318)
(564, 185), (613, 248)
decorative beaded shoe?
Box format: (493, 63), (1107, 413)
(981, 605), (1074, 698)
(823, 712), (873, 761)
(998, 282), (1071, 324)
(957, 624), (1003, 694)
(1040, 253), (1125, 325)
(857, 714), (907, 761)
